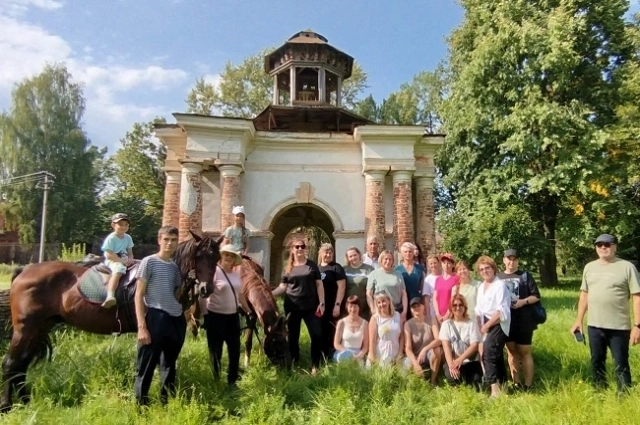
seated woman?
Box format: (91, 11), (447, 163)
(403, 297), (442, 386)
(333, 295), (369, 362)
(367, 292), (403, 367)
(440, 294), (483, 389)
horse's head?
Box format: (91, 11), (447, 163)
(263, 315), (291, 369)
(173, 231), (220, 309)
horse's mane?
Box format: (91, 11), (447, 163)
(173, 235), (218, 277)
(240, 255), (279, 319)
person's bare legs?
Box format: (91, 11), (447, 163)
(505, 341), (522, 384)
(517, 344), (534, 387)
(429, 347), (443, 386)
(102, 272), (122, 308)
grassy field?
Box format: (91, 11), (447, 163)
(0, 283), (639, 424)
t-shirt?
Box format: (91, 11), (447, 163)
(498, 270), (541, 333)
(435, 274), (460, 316)
(452, 281), (480, 319)
(422, 274), (438, 318)
(224, 226), (251, 252)
(282, 259), (322, 311)
(135, 254), (182, 317)
(395, 263), (425, 300)
(319, 262), (346, 313)
(343, 263), (375, 319)
(101, 232), (134, 259)
(203, 267), (242, 315)
(367, 268), (406, 312)
(405, 317), (435, 355)
(439, 318), (481, 362)
(581, 258), (640, 330)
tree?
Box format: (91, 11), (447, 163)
(98, 118), (167, 243)
(185, 48), (369, 117)
(438, 0), (632, 285)
(0, 64), (103, 244)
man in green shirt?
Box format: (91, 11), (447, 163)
(571, 234), (640, 392)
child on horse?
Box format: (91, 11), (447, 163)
(101, 213), (134, 308)
(224, 206), (250, 255)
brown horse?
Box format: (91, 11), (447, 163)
(0, 232), (220, 413)
(238, 256), (290, 369)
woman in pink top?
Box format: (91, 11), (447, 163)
(433, 253), (460, 324)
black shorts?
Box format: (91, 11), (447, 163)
(506, 329), (533, 346)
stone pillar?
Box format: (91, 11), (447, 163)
(392, 170), (414, 250)
(364, 171), (386, 244)
(219, 164), (243, 231)
(415, 176), (436, 254)
(178, 162), (203, 242)
(162, 171), (181, 228)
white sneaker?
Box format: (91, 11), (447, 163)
(102, 296), (117, 308)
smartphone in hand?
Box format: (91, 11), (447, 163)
(574, 330), (585, 344)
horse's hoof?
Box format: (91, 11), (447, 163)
(0, 403), (12, 414)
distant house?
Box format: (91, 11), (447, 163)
(0, 212), (19, 243)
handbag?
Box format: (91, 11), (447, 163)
(448, 320), (470, 357)
(522, 272), (546, 325)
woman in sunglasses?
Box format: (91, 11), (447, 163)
(272, 238), (325, 375)
(474, 255), (511, 398)
(440, 294), (483, 389)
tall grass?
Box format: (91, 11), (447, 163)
(58, 243), (87, 262)
(0, 287), (638, 424)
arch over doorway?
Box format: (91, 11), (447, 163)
(268, 202), (336, 284)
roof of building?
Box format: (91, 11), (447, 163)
(252, 104), (372, 133)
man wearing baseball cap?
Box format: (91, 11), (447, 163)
(571, 234), (640, 392)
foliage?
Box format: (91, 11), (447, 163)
(1, 287), (640, 424)
(186, 48), (369, 117)
(437, 0), (633, 284)
(95, 193), (162, 244)
(0, 64), (103, 244)
(58, 243), (87, 262)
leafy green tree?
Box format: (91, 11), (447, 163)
(438, 0), (632, 285)
(0, 64), (103, 244)
(186, 48), (369, 117)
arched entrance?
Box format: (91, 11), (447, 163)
(269, 204), (335, 284)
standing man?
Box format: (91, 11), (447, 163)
(571, 234), (640, 392)
(498, 249), (541, 391)
(134, 226), (187, 406)
(363, 236), (380, 269)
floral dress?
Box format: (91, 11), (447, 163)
(374, 312), (402, 365)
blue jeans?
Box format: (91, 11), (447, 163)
(587, 326), (631, 391)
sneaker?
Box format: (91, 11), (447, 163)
(102, 296), (117, 308)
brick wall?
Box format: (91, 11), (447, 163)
(392, 171), (414, 250)
(415, 177), (436, 254)
(364, 171), (385, 243)
(162, 172), (180, 228)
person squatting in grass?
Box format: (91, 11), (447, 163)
(101, 213), (134, 308)
(272, 237), (325, 375)
(571, 234), (640, 393)
(403, 297), (442, 386)
(133, 226), (185, 406)
(333, 295), (369, 363)
(368, 291), (403, 367)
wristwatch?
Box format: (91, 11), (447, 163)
(319, 302), (325, 307)
(335, 302), (341, 306)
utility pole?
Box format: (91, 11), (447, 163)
(36, 173), (54, 263)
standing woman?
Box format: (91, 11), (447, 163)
(452, 261), (480, 317)
(343, 246), (375, 320)
(366, 250), (408, 323)
(396, 242), (425, 318)
(433, 253), (460, 324)
(368, 292), (403, 366)
(272, 238), (325, 375)
(475, 255), (511, 398)
(199, 245), (251, 386)
(422, 255), (441, 319)
(317, 243), (346, 361)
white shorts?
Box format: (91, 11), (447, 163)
(105, 260), (126, 274)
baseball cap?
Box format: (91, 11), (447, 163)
(504, 249), (518, 258)
(232, 206), (245, 215)
(409, 297), (423, 307)
(111, 213), (130, 223)
(594, 234), (617, 245)
(440, 253), (455, 263)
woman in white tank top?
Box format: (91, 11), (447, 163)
(333, 295), (368, 362)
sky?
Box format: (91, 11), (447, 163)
(0, 0), (464, 153)
(1, 1), (639, 154)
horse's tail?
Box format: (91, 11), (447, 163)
(32, 333), (53, 365)
(10, 267), (24, 285)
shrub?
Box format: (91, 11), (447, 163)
(58, 243), (87, 262)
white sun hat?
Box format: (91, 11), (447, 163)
(232, 206), (245, 215)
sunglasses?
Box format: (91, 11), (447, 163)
(595, 242), (613, 248)
(452, 303), (464, 308)
(293, 245), (306, 250)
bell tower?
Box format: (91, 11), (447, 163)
(264, 30), (354, 107)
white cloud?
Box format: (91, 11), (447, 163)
(203, 73), (222, 87)
(0, 2), (190, 151)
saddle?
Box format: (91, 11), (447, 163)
(77, 261), (140, 306)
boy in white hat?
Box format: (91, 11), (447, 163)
(223, 206), (251, 255)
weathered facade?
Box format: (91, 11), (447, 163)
(156, 31), (443, 283)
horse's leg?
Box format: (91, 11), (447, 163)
(244, 315), (255, 369)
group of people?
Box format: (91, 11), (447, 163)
(102, 208), (640, 405)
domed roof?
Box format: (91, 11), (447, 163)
(286, 30), (328, 44)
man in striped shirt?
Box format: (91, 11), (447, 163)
(134, 226), (186, 406)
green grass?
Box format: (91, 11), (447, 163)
(0, 286), (639, 424)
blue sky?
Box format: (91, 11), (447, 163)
(1, 1), (638, 153)
(0, 0), (463, 152)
